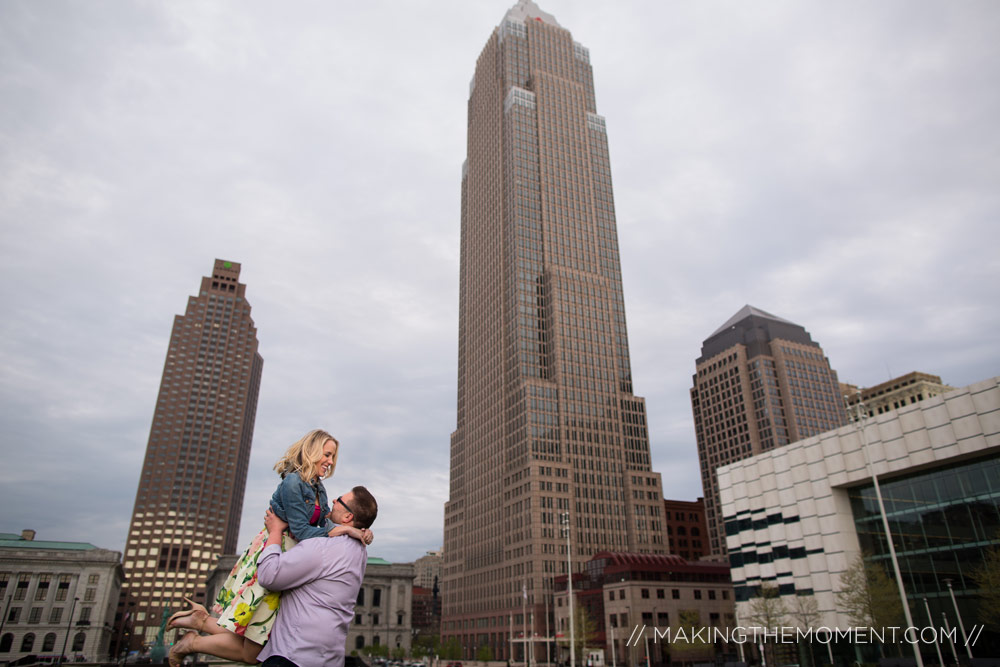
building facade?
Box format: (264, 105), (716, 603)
(842, 371), (954, 417)
(444, 1), (665, 659)
(691, 305), (846, 556)
(0, 531), (123, 663)
(121, 259), (263, 645)
(717, 377), (1000, 661)
(413, 549), (442, 591)
(553, 552), (735, 666)
(350, 558), (415, 657)
(663, 498), (709, 561)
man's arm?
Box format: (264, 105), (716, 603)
(259, 508), (329, 591)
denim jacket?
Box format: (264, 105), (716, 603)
(269, 473), (332, 541)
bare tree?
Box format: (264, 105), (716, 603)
(788, 594), (821, 667)
(746, 583), (788, 667)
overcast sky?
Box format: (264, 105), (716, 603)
(1, 1), (998, 564)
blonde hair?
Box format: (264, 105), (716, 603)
(273, 429), (340, 483)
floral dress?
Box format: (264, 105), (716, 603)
(214, 474), (329, 644)
(212, 527), (297, 644)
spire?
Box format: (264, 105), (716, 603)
(502, 0), (561, 29)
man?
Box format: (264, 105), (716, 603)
(257, 485), (378, 667)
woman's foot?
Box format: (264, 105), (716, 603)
(166, 597), (209, 632)
(168, 631), (197, 667)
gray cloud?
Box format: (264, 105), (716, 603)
(1, 1), (998, 563)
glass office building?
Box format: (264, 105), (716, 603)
(849, 453), (1000, 654)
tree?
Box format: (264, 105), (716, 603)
(835, 553), (904, 656)
(440, 637), (462, 660)
(477, 644), (495, 661)
(558, 605), (598, 664)
(669, 609), (711, 661)
(835, 554), (903, 629)
(971, 538), (1000, 632)
(788, 594), (822, 667)
(412, 634), (439, 659)
(746, 583), (789, 667)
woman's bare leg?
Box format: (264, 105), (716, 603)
(172, 630), (262, 664)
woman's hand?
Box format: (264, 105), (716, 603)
(329, 525), (375, 545)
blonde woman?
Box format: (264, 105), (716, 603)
(167, 429), (372, 665)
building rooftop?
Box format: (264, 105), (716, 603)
(503, 0), (561, 28)
(0, 532), (98, 551)
(699, 304), (817, 363)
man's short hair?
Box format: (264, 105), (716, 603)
(350, 486), (378, 529)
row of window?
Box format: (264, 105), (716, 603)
(0, 631), (86, 653)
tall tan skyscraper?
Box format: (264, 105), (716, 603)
(122, 259), (262, 644)
(443, 2), (664, 660)
(691, 305), (846, 555)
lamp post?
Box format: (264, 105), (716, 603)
(57, 597), (79, 666)
(941, 612), (959, 666)
(848, 396), (924, 667)
(561, 512), (575, 667)
(923, 599), (944, 667)
(943, 578), (973, 660)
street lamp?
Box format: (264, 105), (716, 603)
(57, 597), (79, 666)
(561, 512), (575, 667)
(942, 578), (973, 660)
(848, 396), (924, 667)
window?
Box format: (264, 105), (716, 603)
(56, 576), (71, 601)
(373, 588), (382, 607)
(671, 589), (679, 599)
(79, 607), (92, 623)
(708, 590), (716, 600)
(656, 589), (665, 599)
(694, 590), (702, 600)
(14, 575), (29, 601)
(42, 633), (56, 652)
(35, 574), (50, 601)
(28, 607), (42, 624)
(88, 574), (100, 585)
(20, 633), (34, 652)
(356, 636), (365, 650)
(357, 588), (365, 606)
(641, 588), (649, 599)
(72, 632), (85, 651)
(49, 608), (63, 624)
(7, 608), (20, 623)
(373, 614), (380, 626)
(397, 613), (404, 626)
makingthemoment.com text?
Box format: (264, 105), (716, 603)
(624, 624), (984, 647)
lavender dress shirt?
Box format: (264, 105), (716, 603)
(256, 534), (367, 667)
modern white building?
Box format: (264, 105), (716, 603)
(717, 377), (999, 652)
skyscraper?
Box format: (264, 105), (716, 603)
(121, 259), (263, 644)
(443, 2), (664, 659)
(691, 305), (846, 555)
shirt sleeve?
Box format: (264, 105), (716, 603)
(279, 476), (331, 541)
(257, 542), (325, 592)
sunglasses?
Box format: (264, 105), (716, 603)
(336, 495), (355, 515)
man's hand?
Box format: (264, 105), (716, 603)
(265, 507), (288, 536)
